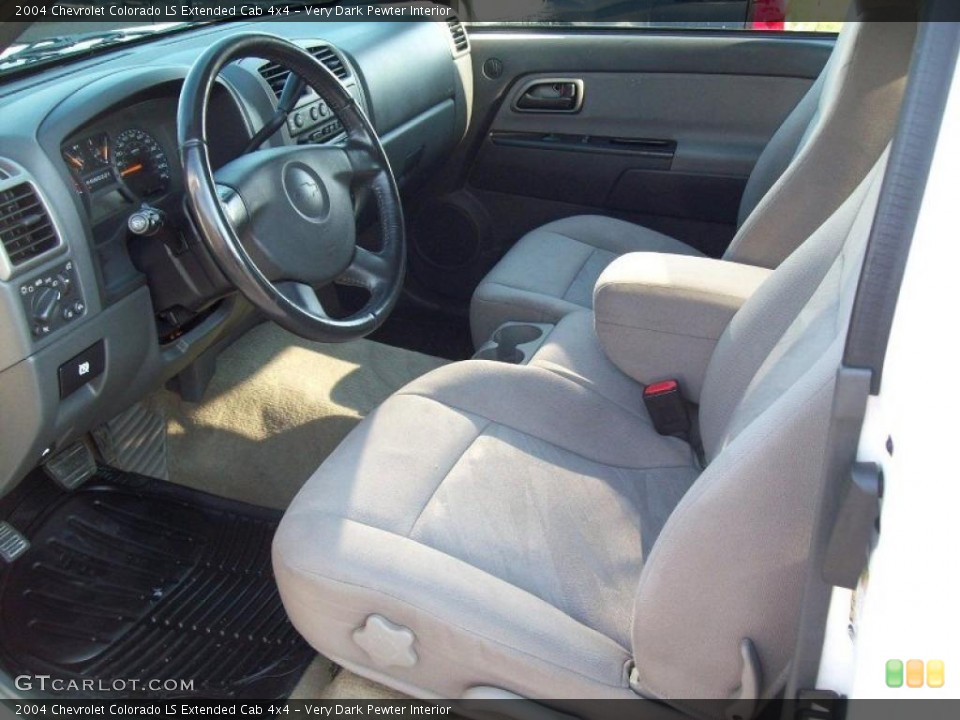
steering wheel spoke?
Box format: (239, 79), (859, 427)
(276, 281), (332, 320)
(338, 246), (391, 294)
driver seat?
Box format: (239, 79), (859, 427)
(273, 154), (888, 711)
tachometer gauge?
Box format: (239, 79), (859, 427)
(114, 128), (171, 199)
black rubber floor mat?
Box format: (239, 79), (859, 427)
(0, 469), (315, 699)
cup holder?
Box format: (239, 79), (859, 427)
(474, 345), (525, 364)
(493, 324), (543, 347)
(472, 322), (553, 365)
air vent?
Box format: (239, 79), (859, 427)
(258, 45), (350, 100)
(0, 182), (59, 266)
(311, 46), (347, 80)
(447, 18), (469, 53)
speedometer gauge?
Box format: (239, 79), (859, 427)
(114, 128), (171, 199)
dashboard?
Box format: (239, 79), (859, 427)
(0, 20), (473, 493)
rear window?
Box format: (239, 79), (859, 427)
(454, 0), (850, 31)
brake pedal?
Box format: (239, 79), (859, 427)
(43, 441), (97, 490)
(0, 522), (30, 563)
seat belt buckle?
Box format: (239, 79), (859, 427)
(643, 380), (691, 437)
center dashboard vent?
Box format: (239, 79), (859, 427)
(447, 18), (469, 54)
(259, 45), (350, 100)
(0, 182), (59, 267)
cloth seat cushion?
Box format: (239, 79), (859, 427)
(469, 215), (701, 346)
(529, 308), (647, 415)
(274, 361), (699, 699)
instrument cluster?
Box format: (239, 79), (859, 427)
(61, 125), (171, 223)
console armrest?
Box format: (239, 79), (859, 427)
(594, 253), (771, 403)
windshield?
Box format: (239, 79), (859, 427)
(0, 21), (198, 76)
(0, 1), (445, 76)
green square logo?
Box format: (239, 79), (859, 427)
(887, 659), (904, 688)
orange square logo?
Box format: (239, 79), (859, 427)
(906, 659), (924, 688)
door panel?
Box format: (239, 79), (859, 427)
(407, 30), (834, 301)
(482, 71), (814, 176)
(471, 70), (814, 235)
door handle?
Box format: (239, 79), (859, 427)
(514, 78), (584, 113)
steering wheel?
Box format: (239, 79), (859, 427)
(177, 33), (405, 342)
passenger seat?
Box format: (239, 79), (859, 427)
(470, 15), (916, 346)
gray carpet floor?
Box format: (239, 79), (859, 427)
(155, 321), (447, 697)
(159, 321), (447, 510)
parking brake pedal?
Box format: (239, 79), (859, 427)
(0, 523), (30, 564)
(43, 441), (97, 490)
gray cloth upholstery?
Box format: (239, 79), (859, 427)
(275, 361), (698, 700)
(529, 309), (647, 415)
(631, 155), (886, 712)
(274, 150), (889, 710)
(275, 148), (888, 710)
(592, 254), (771, 403)
(726, 19), (915, 267)
(469, 17), (914, 347)
(469, 216), (701, 346)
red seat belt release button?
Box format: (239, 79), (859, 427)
(643, 380), (691, 437)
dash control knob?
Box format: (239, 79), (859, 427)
(32, 286), (61, 325)
(56, 272), (72, 297)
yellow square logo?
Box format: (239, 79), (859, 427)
(927, 660), (945, 688)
